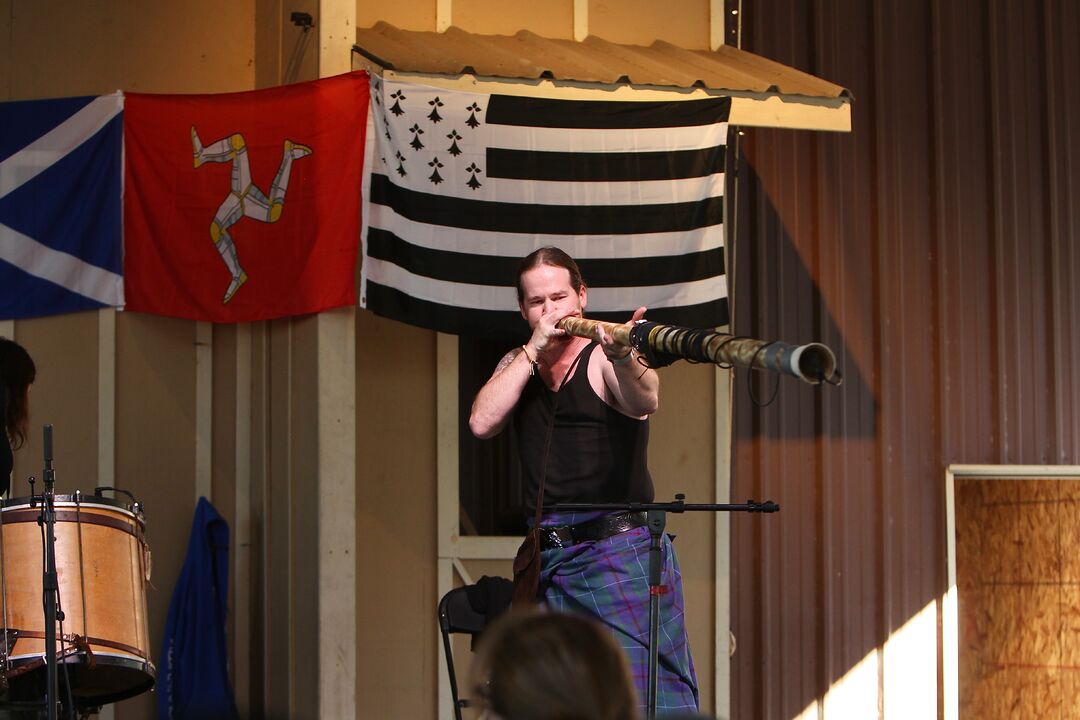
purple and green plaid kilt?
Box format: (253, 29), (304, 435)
(537, 511), (699, 716)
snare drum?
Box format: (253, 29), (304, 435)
(0, 493), (155, 706)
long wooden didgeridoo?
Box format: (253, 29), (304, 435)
(556, 316), (840, 386)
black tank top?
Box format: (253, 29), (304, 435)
(515, 341), (654, 516)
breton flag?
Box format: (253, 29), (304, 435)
(124, 72), (369, 323)
(0, 94), (124, 320)
(360, 77), (730, 339)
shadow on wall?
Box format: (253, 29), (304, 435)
(729, 161), (875, 441)
(728, 156), (906, 719)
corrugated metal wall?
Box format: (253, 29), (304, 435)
(731, 0), (1080, 716)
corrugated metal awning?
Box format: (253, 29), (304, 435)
(353, 22), (851, 132)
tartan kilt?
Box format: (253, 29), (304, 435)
(538, 514), (699, 716)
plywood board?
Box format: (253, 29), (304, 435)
(955, 476), (1080, 719)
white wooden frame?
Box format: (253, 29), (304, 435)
(943, 464), (1080, 720)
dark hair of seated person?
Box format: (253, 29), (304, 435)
(1, 337), (35, 451)
(472, 608), (639, 720)
(1, 337), (36, 495)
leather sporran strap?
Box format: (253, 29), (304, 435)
(511, 346), (587, 605)
(511, 527), (541, 605)
(511, 454), (549, 604)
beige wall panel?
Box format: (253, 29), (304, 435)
(355, 310), (438, 720)
(648, 360), (716, 711)
(4, 0), (255, 100)
(255, 0), (285, 88)
(9, 313), (100, 494)
(112, 311), (198, 720)
(211, 323), (239, 676)
(453, 0), (573, 38)
(212, 324), (239, 512)
(0, 1), (12, 99)
(358, 0), (437, 32)
(290, 315), (321, 718)
(3, 0), (125, 100)
(589, 0), (710, 49)
(265, 318), (294, 717)
(246, 321), (271, 718)
(121, 1), (256, 93)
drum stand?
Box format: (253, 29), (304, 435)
(40, 425), (64, 720)
(552, 494), (779, 720)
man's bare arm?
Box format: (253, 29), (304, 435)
(596, 307), (659, 417)
(468, 347), (533, 439)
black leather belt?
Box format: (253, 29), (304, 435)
(538, 511), (648, 550)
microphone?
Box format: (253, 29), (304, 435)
(44, 424), (53, 469)
(43, 424), (55, 491)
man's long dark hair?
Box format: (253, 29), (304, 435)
(1, 337), (36, 450)
(516, 246), (586, 306)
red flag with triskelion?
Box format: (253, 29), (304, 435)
(124, 72), (369, 322)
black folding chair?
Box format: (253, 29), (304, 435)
(438, 577), (513, 720)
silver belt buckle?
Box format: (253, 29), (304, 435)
(542, 526), (571, 549)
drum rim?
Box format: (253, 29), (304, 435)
(5, 652), (157, 706)
(7, 651), (156, 671)
(1, 493), (141, 518)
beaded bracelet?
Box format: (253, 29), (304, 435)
(520, 345), (539, 375)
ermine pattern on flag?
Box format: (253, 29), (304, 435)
(360, 77), (730, 338)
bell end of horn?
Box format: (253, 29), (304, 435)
(789, 343), (839, 385)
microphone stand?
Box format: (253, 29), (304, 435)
(40, 424), (60, 720)
(552, 494), (778, 720)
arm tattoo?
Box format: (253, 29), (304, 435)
(494, 348), (521, 374)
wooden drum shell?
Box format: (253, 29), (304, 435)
(1, 496), (155, 706)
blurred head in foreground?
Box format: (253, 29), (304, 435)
(472, 608), (639, 720)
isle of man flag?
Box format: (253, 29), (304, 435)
(124, 72), (369, 322)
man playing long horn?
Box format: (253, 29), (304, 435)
(469, 246), (699, 716)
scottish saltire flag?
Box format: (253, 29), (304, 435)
(360, 77), (730, 338)
(0, 94), (124, 320)
(124, 72), (369, 322)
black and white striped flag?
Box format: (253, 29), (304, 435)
(360, 76), (730, 338)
